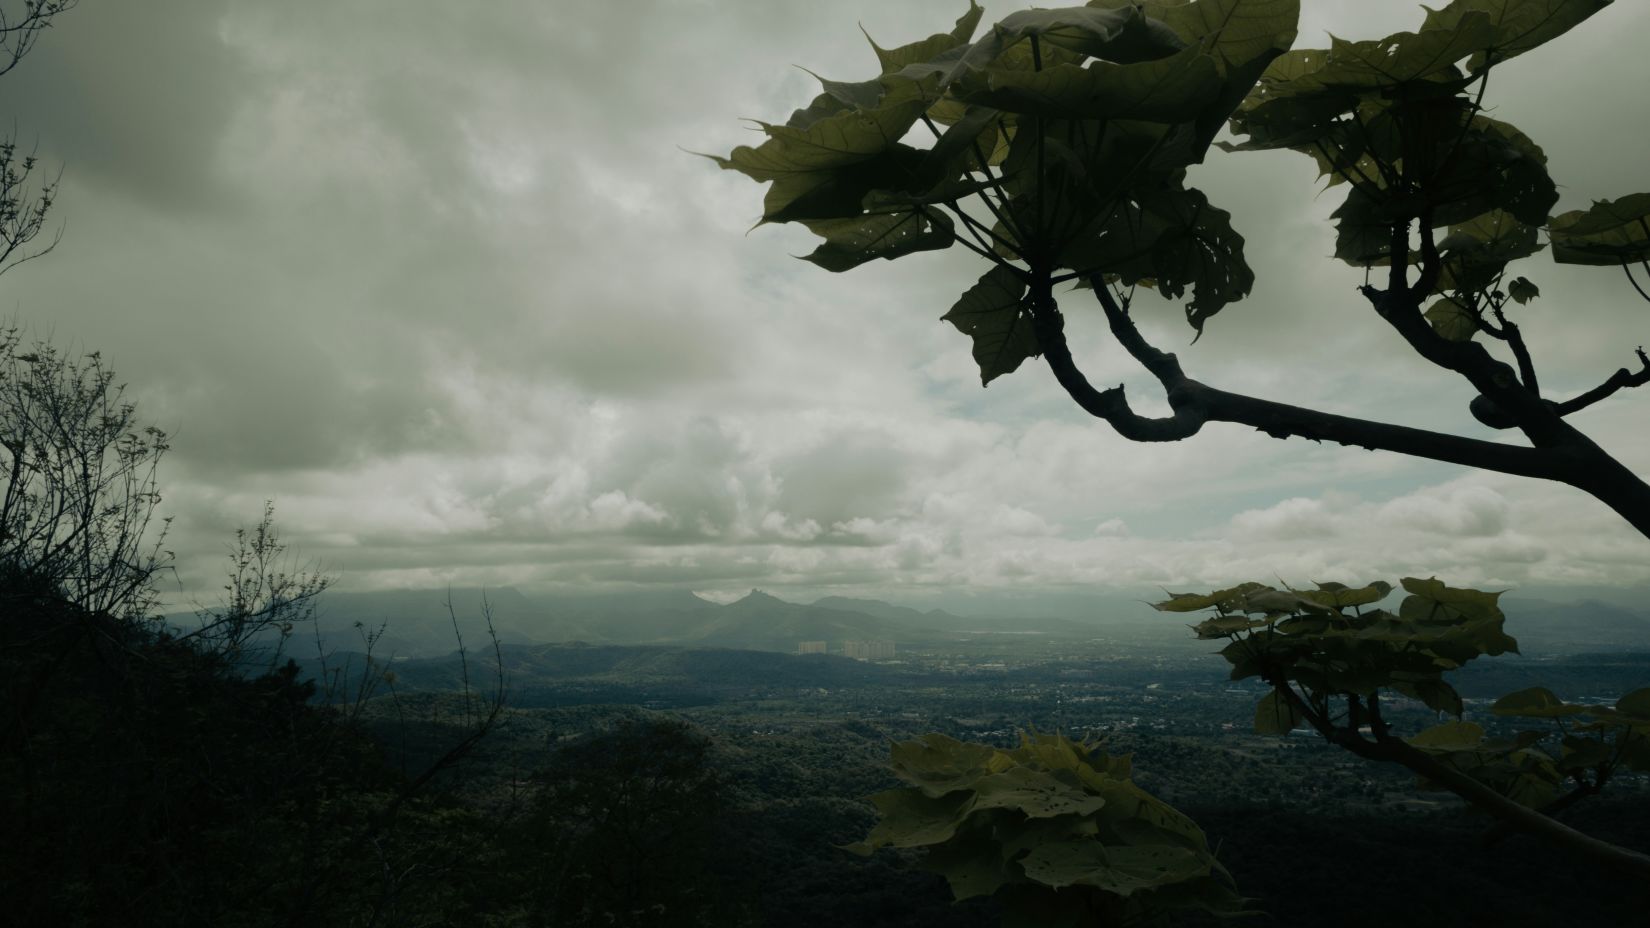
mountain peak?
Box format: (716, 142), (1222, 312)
(732, 589), (788, 607)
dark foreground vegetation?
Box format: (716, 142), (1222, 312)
(6, 579), (1647, 927)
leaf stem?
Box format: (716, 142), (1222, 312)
(1030, 36), (1048, 268)
(941, 200), (1018, 257)
(925, 205), (1009, 265)
(1623, 260), (1650, 305)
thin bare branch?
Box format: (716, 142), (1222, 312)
(1552, 347), (1650, 418)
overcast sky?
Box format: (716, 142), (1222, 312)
(2, 0), (1648, 609)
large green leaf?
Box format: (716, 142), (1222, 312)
(1253, 689), (1302, 735)
(1315, 19), (1495, 88)
(1154, 583), (1262, 613)
(1063, 185), (1254, 332)
(956, 44), (1222, 122)
(1297, 580), (1393, 609)
(857, 731), (1234, 920)
(1435, 209), (1543, 292)
(1506, 275), (1539, 304)
(1189, 614), (1276, 639)
(1558, 734), (1612, 771)
(1408, 719), (1564, 808)
(706, 74), (941, 223)
(970, 765), (1109, 818)
(1321, 112), (1554, 269)
(1420, 0), (1614, 73)
(1243, 589), (1335, 615)
(1089, 0), (1301, 151)
(1152, 582), (1272, 613)
(1398, 577), (1504, 625)
(889, 732), (1005, 797)
(1492, 686), (1588, 718)
(1408, 719), (1487, 751)
(942, 265), (1038, 385)
(1222, 49), (1362, 152)
(1223, 11), (1560, 261)
(923, 828), (1015, 899)
(1393, 677), (1465, 716)
(850, 788), (975, 852)
(1020, 841), (1206, 895)
(801, 208), (955, 272)
(1424, 297), (1479, 342)
(1549, 192), (1650, 265)
(1082, 0), (1300, 72)
(968, 6), (1182, 67)
(1229, 16), (1492, 128)
(1424, 115), (1556, 227)
(995, 117), (1190, 262)
(921, 104), (1006, 174)
(1618, 688), (1650, 720)
(1329, 185), (1402, 266)
(866, 1), (985, 74)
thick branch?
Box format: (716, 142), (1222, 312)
(1037, 277), (1650, 536)
(1029, 281), (1569, 480)
(1491, 304), (1540, 395)
(1028, 292), (1202, 442)
(1370, 221), (1572, 448)
(1272, 684), (1650, 880)
(1409, 215), (1442, 302)
(1373, 737), (1650, 880)
(1483, 780), (1601, 848)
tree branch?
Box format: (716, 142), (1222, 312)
(1028, 280), (1570, 480)
(1491, 304), (1540, 395)
(1482, 780), (1602, 848)
(1028, 287), (1203, 442)
(1360, 219), (1588, 451)
(1552, 346), (1650, 417)
(1270, 683), (1650, 880)
(1374, 736), (1650, 880)
(1410, 217), (1442, 304)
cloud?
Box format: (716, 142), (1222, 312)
(1230, 496), (1340, 540)
(1378, 485), (1509, 538)
(1, 0), (1648, 607)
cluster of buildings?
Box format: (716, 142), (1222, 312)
(797, 640), (896, 660)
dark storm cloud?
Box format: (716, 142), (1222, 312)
(0, 0), (249, 205)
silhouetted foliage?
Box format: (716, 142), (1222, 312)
(503, 718), (748, 927)
(0, 326), (170, 619)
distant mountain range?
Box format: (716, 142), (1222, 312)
(380, 640), (916, 708)
(1497, 596), (1650, 655)
(245, 584), (1650, 659)
(299, 587), (950, 657)
(280, 585), (1162, 658)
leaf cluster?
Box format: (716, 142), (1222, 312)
(713, 0), (1650, 393)
(1157, 577), (1650, 819)
(709, 0), (1305, 383)
(1407, 686), (1650, 811)
(1223, 0), (1642, 342)
(1157, 577), (1511, 721)
(848, 730), (1249, 926)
